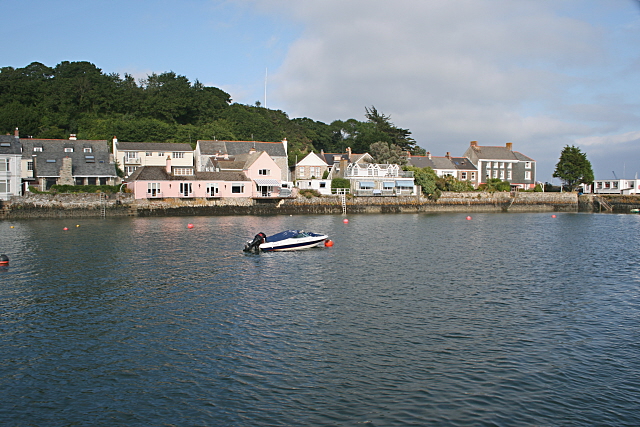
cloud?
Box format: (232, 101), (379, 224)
(576, 130), (640, 147)
(241, 0), (640, 178)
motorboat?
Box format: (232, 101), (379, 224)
(244, 230), (328, 253)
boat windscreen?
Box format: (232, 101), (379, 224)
(266, 230), (302, 242)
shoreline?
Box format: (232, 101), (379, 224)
(4, 191), (634, 219)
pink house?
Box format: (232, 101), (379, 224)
(126, 152), (282, 199)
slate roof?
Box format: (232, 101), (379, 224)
(127, 166), (250, 182)
(197, 140), (286, 157)
(321, 152), (372, 166)
(0, 135), (22, 155)
(210, 151), (263, 171)
(467, 145), (534, 162)
(21, 139), (116, 177)
(407, 156), (477, 171)
(116, 142), (193, 152)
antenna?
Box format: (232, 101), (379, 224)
(264, 68), (268, 109)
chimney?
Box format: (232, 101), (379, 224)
(346, 147), (352, 159)
(166, 155), (172, 174)
(14, 127), (19, 139)
(470, 141), (478, 147)
(506, 142), (513, 151)
(426, 151), (431, 159)
(445, 152), (451, 159)
(69, 134), (77, 140)
(113, 136), (118, 144)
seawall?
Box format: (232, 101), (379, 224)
(0, 191), (585, 219)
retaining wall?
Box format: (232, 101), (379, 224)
(1, 191), (583, 219)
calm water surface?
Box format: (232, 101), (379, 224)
(1, 213), (639, 426)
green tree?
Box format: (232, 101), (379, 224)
(404, 165), (438, 197)
(369, 141), (407, 165)
(364, 106), (418, 153)
(553, 145), (594, 191)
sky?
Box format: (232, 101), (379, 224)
(2, 0), (640, 181)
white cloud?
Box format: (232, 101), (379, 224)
(576, 131), (640, 147)
(239, 0), (640, 178)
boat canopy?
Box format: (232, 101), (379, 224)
(266, 230), (306, 242)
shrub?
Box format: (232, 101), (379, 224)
(299, 189), (321, 198)
(50, 184), (122, 194)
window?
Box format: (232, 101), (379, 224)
(613, 181), (619, 189)
(492, 170), (498, 178)
(0, 179), (8, 193)
(525, 162), (531, 169)
(33, 147), (42, 152)
(597, 182), (603, 189)
(319, 182), (326, 188)
(173, 168), (193, 176)
(179, 182), (192, 196)
(312, 167), (321, 177)
(27, 161), (34, 171)
(507, 170), (512, 180)
(604, 182), (610, 188)
(146, 152), (152, 157)
(87, 177), (97, 185)
(499, 170), (504, 179)
(64, 147), (73, 153)
(508, 163), (512, 169)
(499, 162), (504, 168)
(525, 171), (531, 180)
(125, 166), (137, 175)
(173, 152), (184, 159)
(461, 172), (467, 180)
(493, 162), (498, 168)
(85, 155), (95, 163)
(158, 152), (164, 156)
(46, 159), (56, 163)
(84, 147), (92, 153)
(258, 169), (270, 176)
(232, 184), (244, 194)
(298, 167), (305, 178)
(206, 183), (219, 197)
(471, 172), (476, 180)
(147, 182), (161, 197)
(0, 159), (9, 171)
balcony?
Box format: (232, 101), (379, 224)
(125, 157), (141, 165)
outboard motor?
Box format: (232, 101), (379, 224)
(244, 232), (266, 253)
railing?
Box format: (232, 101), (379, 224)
(146, 192), (163, 198)
(125, 157), (141, 164)
(331, 188), (350, 195)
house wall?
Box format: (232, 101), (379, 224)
(128, 179), (252, 200)
(0, 154), (22, 200)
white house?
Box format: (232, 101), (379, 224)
(0, 131), (23, 200)
(583, 179), (640, 195)
(113, 137), (194, 178)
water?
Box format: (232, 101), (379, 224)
(1, 213), (640, 426)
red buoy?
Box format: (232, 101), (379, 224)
(466, 216), (472, 220)
(324, 239), (334, 247)
(552, 214), (557, 218)
(187, 223), (194, 229)
(63, 227), (69, 231)
(343, 218), (349, 224)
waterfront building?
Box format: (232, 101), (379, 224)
(463, 141), (536, 189)
(21, 136), (118, 191)
(0, 130), (23, 200)
(582, 179), (640, 195)
(407, 152), (479, 187)
(194, 139), (289, 182)
(127, 150), (284, 199)
(112, 137), (194, 178)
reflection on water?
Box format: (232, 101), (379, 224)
(1, 213), (639, 426)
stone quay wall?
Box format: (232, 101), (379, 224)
(0, 191), (582, 219)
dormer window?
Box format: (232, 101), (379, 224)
(34, 147), (43, 152)
(64, 147), (73, 153)
(84, 147), (92, 153)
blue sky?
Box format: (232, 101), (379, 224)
(2, 0), (640, 181)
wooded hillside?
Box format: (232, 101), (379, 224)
(0, 61), (423, 165)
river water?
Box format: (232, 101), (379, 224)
(1, 213), (639, 426)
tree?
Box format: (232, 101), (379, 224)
(553, 145), (594, 191)
(364, 106), (418, 153)
(369, 141), (407, 165)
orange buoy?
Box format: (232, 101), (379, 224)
(324, 239), (334, 247)
(466, 216), (472, 220)
(187, 223), (194, 229)
(343, 218), (349, 224)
